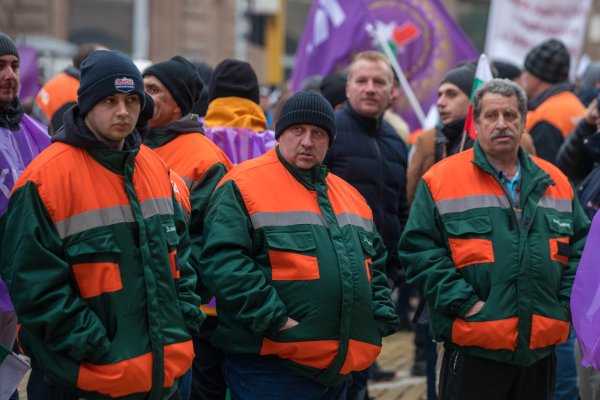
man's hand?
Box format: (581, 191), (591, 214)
(278, 317), (299, 331)
(464, 301), (485, 318)
(584, 99), (598, 126)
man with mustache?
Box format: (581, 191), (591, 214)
(1, 50), (201, 399)
(199, 91), (399, 399)
(399, 79), (589, 400)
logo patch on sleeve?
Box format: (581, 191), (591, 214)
(114, 77), (135, 93)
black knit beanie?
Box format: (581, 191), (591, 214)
(524, 39), (570, 83)
(320, 72), (347, 108)
(77, 50), (145, 116)
(208, 59), (260, 104)
(441, 63), (476, 96)
(275, 91), (336, 144)
(143, 56), (203, 116)
(493, 61), (522, 80)
(0, 32), (19, 59)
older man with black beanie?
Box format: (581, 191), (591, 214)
(520, 38), (586, 163)
(198, 90), (399, 399)
(2, 49), (202, 399)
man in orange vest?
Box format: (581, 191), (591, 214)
(142, 55), (233, 400)
(199, 91), (399, 399)
(33, 42), (106, 134)
(399, 78), (589, 400)
(2, 50), (201, 399)
(520, 38), (586, 164)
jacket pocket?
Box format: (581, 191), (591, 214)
(162, 220), (180, 279)
(65, 230), (122, 299)
(546, 214), (573, 266)
(529, 314), (570, 350)
(265, 230), (319, 281)
(445, 215), (494, 269)
(358, 231), (375, 281)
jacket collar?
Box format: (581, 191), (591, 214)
(528, 81), (573, 110)
(144, 114), (204, 148)
(342, 102), (383, 135)
(471, 140), (551, 198)
(52, 105), (142, 174)
(204, 97), (267, 132)
(0, 97), (24, 131)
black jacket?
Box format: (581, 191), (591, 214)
(325, 102), (408, 283)
(556, 118), (597, 186)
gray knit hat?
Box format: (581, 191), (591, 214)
(0, 33), (19, 59)
(275, 91), (336, 144)
(524, 39), (570, 83)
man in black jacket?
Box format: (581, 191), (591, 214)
(324, 50), (408, 399)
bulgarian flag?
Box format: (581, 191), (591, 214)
(463, 53), (494, 140)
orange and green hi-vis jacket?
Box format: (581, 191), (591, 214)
(400, 141), (590, 366)
(33, 69), (80, 134)
(199, 147), (399, 387)
(144, 122), (233, 316)
(2, 109), (202, 399)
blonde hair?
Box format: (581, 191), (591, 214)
(347, 51), (393, 83)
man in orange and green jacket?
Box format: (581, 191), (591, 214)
(1, 50), (201, 400)
(199, 91), (399, 398)
(399, 79), (589, 400)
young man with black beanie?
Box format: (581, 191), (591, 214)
(142, 55), (233, 400)
(2, 49), (202, 400)
(199, 90), (399, 399)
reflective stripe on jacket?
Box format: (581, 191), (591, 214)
(400, 141), (589, 366)
(4, 142), (198, 399)
(199, 147), (399, 386)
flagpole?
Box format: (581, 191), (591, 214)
(367, 23), (426, 129)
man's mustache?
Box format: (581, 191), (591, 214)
(490, 129), (515, 140)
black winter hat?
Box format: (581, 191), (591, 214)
(0, 32), (19, 59)
(492, 61), (522, 80)
(441, 63), (476, 96)
(524, 39), (570, 83)
(143, 56), (203, 116)
(208, 59), (260, 104)
(275, 91), (336, 144)
(77, 50), (145, 116)
(320, 72), (347, 108)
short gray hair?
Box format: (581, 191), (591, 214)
(473, 78), (527, 125)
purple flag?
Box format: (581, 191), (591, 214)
(571, 211), (600, 370)
(17, 46), (40, 100)
(291, 0), (478, 131)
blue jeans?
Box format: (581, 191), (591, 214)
(222, 354), (348, 400)
(553, 329), (580, 400)
(178, 368), (192, 400)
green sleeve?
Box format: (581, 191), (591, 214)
(398, 179), (479, 318)
(189, 163), (229, 288)
(172, 188), (204, 336)
(370, 227), (400, 336)
(199, 180), (288, 335)
(561, 192), (591, 311)
(1, 182), (110, 362)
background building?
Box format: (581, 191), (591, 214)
(1, 0), (599, 85)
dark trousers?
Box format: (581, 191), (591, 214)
(190, 316), (227, 400)
(439, 348), (556, 400)
(222, 354), (348, 400)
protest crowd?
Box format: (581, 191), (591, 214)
(2, 1), (600, 399)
